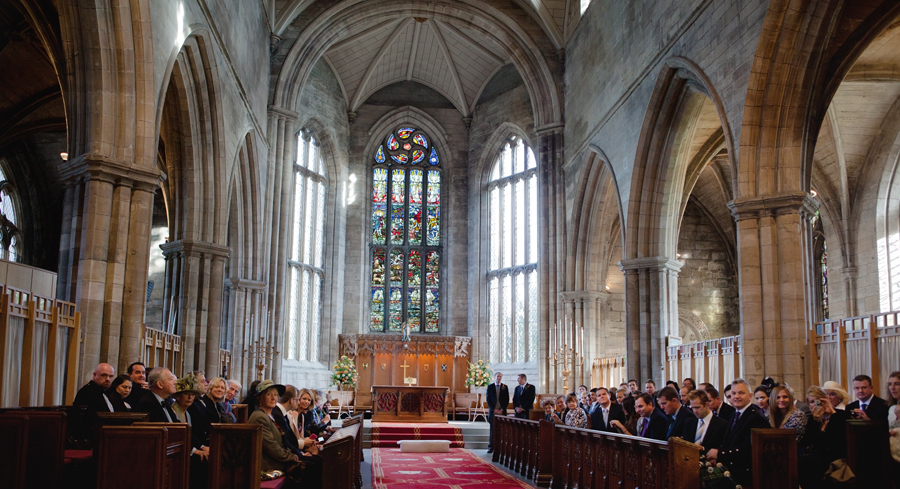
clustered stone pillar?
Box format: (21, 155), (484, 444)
(559, 290), (605, 389)
(224, 278), (268, 386)
(160, 240), (230, 376)
(728, 192), (818, 390)
(618, 257), (682, 386)
(537, 125), (565, 394)
(266, 106), (299, 382)
(56, 156), (162, 380)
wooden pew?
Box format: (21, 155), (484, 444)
(97, 411), (150, 426)
(453, 392), (478, 421)
(134, 422), (191, 489)
(0, 415), (28, 489)
(232, 403), (248, 423)
(96, 425), (169, 489)
(207, 423), (263, 489)
(751, 428), (797, 489)
(846, 419), (893, 487)
(340, 414), (365, 487)
(320, 421), (362, 489)
(3, 410), (66, 489)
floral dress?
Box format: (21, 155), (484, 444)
(565, 407), (587, 428)
(780, 408), (807, 441)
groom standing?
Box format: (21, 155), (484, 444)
(512, 373), (536, 419)
(486, 372), (509, 453)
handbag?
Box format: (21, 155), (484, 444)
(822, 459), (855, 487)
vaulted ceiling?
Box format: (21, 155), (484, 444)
(323, 17), (509, 116)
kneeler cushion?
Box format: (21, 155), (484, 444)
(398, 439), (451, 453)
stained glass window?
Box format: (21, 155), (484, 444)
(0, 164), (20, 262)
(370, 127), (442, 333)
(487, 136), (538, 363)
(287, 130), (327, 361)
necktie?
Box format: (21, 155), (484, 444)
(603, 408), (609, 427)
(640, 418), (649, 436)
(666, 415), (675, 438)
(731, 410), (741, 429)
(861, 402), (867, 413)
(695, 419), (704, 443)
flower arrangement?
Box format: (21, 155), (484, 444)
(331, 355), (358, 388)
(465, 359), (493, 387)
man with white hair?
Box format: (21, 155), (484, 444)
(225, 379), (243, 405)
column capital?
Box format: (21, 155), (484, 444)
(618, 257), (683, 274)
(228, 278), (268, 290)
(535, 122), (565, 136)
(160, 239), (230, 259)
(559, 289), (609, 304)
(268, 105), (299, 121)
(59, 153), (165, 188)
(727, 192), (819, 221)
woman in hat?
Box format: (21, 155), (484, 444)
(249, 380), (323, 489)
(822, 380), (850, 411)
(173, 375), (211, 463)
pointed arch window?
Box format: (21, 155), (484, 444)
(488, 137), (538, 363)
(0, 163), (20, 262)
(370, 127), (442, 333)
(287, 130), (327, 361)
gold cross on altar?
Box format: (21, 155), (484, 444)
(400, 360), (413, 386)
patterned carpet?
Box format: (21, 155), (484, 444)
(370, 422), (465, 448)
(372, 447), (534, 489)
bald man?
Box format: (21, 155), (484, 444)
(72, 363), (116, 446)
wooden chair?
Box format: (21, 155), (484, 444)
(0, 415), (28, 489)
(232, 404), (248, 423)
(453, 393), (478, 421)
(96, 425), (169, 489)
(4, 410), (66, 489)
(207, 423), (262, 489)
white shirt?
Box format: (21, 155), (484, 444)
(695, 411), (713, 444)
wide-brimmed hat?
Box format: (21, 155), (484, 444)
(175, 374), (202, 395)
(255, 379), (286, 397)
(822, 381), (851, 405)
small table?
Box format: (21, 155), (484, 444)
(470, 394), (488, 422)
(371, 385), (450, 423)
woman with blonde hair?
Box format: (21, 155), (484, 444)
(768, 385), (806, 440)
(205, 376), (237, 423)
(797, 385), (848, 488)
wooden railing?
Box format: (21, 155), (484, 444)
(591, 356), (626, 390)
(809, 311), (900, 396)
(0, 285), (81, 407)
(493, 416), (699, 488)
(141, 325), (183, 377)
(665, 335), (741, 391)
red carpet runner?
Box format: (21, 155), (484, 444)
(370, 422), (465, 448)
(372, 447), (535, 489)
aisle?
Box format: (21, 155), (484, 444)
(371, 447), (534, 489)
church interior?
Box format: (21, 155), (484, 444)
(2, 0), (900, 488)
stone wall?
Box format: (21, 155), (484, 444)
(676, 200), (740, 339)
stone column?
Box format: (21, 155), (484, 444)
(56, 156), (162, 379)
(618, 257), (682, 385)
(559, 290), (605, 388)
(728, 192), (818, 389)
(840, 266), (858, 318)
(120, 182), (156, 368)
(536, 124), (565, 394)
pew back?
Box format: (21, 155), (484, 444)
(96, 425), (169, 489)
(0, 415), (27, 489)
(320, 422), (361, 489)
(133, 422), (191, 489)
(207, 423), (262, 489)
(846, 419), (893, 487)
(4, 410), (66, 489)
(232, 403), (248, 423)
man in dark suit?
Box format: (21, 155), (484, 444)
(704, 386), (736, 422)
(590, 387), (625, 432)
(124, 361), (148, 407)
(848, 374), (890, 420)
(708, 380), (770, 488)
(486, 372), (509, 453)
(635, 393), (668, 440)
(512, 373), (536, 419)
(657, 386), (696, 440)
(134, 368), (179, 423)
(72, 363), (116, 445)
(683, 390), (728, 454)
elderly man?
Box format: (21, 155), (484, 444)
(707, 379), (769, 487)
(135, 368), (179, 422)
(225, 380), (243, 405)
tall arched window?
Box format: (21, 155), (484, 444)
(0, 163), (20, 262)
(488, 136), (538, 363)
(370, 127), (441, 333)
(287, 130), (326, 361)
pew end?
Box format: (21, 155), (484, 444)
(96, 425), (170, 489)
(207, 423), (263, 489)
(846, 419), (892, 487)
(751, 428), (798, 489)
(0, 415), (28, 489)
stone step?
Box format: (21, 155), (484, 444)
(360, 421), (491, 449)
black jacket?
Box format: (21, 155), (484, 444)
(590, 403), (626, 432)
(637, 409), (669, 440)
(271, 405), (304, 456)
(134, 390), (179, 423)
(718, 406), (770, 487)
(666, 404), (697, 439)
(712, 402), (736, 423)
(73, 380), (113, 414)
(847, 395), (890, 420)
(683, 413), (729, 452)
(125, 384), (147, 408)
(486, 383), (510, 415)
(512, 383), (536, 418)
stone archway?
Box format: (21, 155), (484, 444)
(677, 310), (711, 344)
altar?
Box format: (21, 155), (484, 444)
(371, 385), (450, 423)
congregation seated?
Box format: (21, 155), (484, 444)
(656, 386), (695, 439)
(563, 394), (588, 428)
(887, 371), (900, 481)
(273, 385), (318, 456)
(849, 374), (890, 420)
(823, 379), (851, 411)
(706, 379), (769, 487)
(682, 389), (727, 455)
(105, 374), (134, 412)
(634, 392), (667, 440)
(134, 367), (179, 422)
(590, 387), (625, 432)
(753, 385), (770, 419)
(249, 380), (323, 489)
